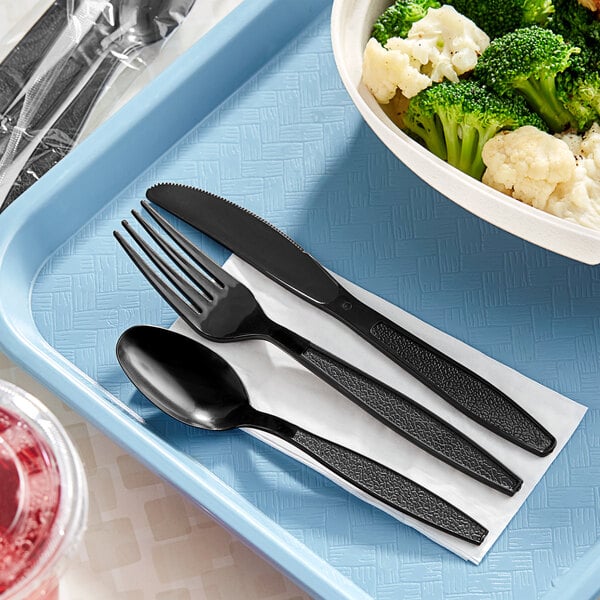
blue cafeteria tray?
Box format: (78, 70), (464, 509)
(0, 0), (599, 598)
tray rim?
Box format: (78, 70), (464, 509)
(0, 0), (598, 598)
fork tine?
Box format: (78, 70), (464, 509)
(131, 209), (221, 300)
(120, 219), (209, 314)
(141, 199), (237, 288)
(113, 230), (202, 330)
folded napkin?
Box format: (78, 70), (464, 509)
(173, 255), (586, 563)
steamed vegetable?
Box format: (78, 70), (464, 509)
(557, 48), (600, 130)
(548, 0), (600, 47)
(482, 126), (576, 204)
(403, 80), (547, 178)
(362, 6), (489, 102)
(483, 124), (600, 230)
(474, 26), (579, 132)
(444, 0), (555, 38)
(371, 0), (441, 44)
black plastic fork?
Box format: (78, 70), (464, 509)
(114, 201), (523, 496)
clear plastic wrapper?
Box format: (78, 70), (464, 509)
(0, 0), (203, 211)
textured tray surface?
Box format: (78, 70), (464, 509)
(28, 6), (600, 600)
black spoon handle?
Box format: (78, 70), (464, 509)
(2, 52), (122, 208)
(252, 411), (488, 545)
(266, 324), (522, 496)
(0, 0), (71, 114)
(326, 293), (556, 456)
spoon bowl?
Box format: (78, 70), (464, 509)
(117, 325), (249, 430)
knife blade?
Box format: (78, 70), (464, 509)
(146, 183), (557, 457)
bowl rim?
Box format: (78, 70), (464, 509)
(330, 0), (600, 264)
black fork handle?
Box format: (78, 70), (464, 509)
(265, 324), (522, 496)
(325, 293), (556, 457)
(251, 411), (487, 545)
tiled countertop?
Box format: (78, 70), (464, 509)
(0, 2), (310, 598)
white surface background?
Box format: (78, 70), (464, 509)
(0, 2), (311, 598)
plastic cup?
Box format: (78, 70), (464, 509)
(0, 380), (88, 600)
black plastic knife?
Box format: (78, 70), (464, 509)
(146, 183), (557, 457)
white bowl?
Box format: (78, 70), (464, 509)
(330, 0), (600, 264)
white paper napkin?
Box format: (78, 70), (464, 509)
(172, 255), (587, 563)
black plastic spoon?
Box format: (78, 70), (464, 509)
(116, 325), (488, 545)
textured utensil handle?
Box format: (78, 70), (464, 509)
(326, 294), (556, 456)
(287, 426), (488, 545)
(299, 345), (522, 496)
(369, 319), (556, 456)
(0, 0), (69, 114)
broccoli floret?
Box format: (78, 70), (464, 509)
(474, 26), (578, 132)
(548, 0), (600, 48)
(557, 48), (600, 131)
(371, 0), (441, 45)
(444, 0), (554, 39)
(403, 80), (548, 179)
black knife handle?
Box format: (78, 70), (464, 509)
(252, 412), (487, 544)
(326, 293), (556, 457)
(301, 344), (522, 496)
(0, 0), (71, 114)
(265, 324), (522, 496)
(2, 52), (122, 209)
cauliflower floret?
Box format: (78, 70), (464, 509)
(548, 124), (600, 229)
(362, 38), (431, 103)
(483, 124), (600, 231)
(578, 123), (600, 167)
(482, 126), (576, 209)
(544, 169), (600, 229)
(362, 5), (489, 101)
(393, 5), (490, 82)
